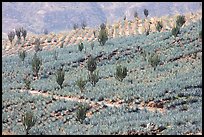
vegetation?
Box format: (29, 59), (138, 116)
(144, 9), (149, 18)
(78, 42), (84, 52)
(21, 28), (27, 41)
(87, 55), (97, 74)
(18, 50), (26, 62)
(43, 28), (48, 35)
(115, 65), (128, 82)
(34, 38), (42, 52)
(55, 67), (65, 89)
(199, 30), (202, 39)
(172, 26), (180, 37)
(22, 111), (36, 135)
(156, 21), (163, 32)
(76, 103), (88, 124)
(134, 11), (138, 19)
(23, 74), (31, 90)
(88, 70), (99, 87)
(81, 20), (87, 30)
(176, 15), (186, 28)
(76, 77), (87, 92)
(148, 52), (160, 70)
(7, 31), (15, 44)
(73, 23), (79, 30)
(98, 23), (108, 46)
(32, 53), (42, 79)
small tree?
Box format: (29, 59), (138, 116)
(172, 26), (180, 37)
(18, 50), (26, 62)
(22, 111), (36, 135)
(76, 77), (87, 92)
(81, 20), (87, 30)
(8, 31), (15, 45)
(78, 42), (84, 52)
(156, 21), (163, 32)
(176, 15), (186, 28)
(88, 70), (99, 87)
(148, 52), (160, 70)
(15, 28), (21, 41)
(32, 53), (42, 79)
(144, 9), (149, 18)
(98, 23), (108, 46)
(55, 67), (65, 89)
(76, 103), (88, 124)
(134, 11), (138, 19)
(87, 55), (97, 74)
(115, 65), (128, 82)
(73, 23), (79, 30)
(22, 28), (27, 41)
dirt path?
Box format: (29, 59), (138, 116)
(18, 89), (166, 114)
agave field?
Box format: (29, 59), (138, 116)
(2, 12), (202, 135)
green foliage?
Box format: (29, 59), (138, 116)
(55, 67), (65, 89)
(172, 26), (180, 37)
(76, 103), (88, 124)
(22, 111), (36, 135)
(23, 74), (31, 90)
(8, 31), (15, 44)
(176, 15), (186, 28)
(115, 65), (128, 82)
(144, 9), (149, 17)
(88, 70), (99, 87)
(18, 50), (26, 62)
(32, 53), (42, 78)
(148, 52), (160, 70)
(15, 27), (21, 41)
(87, 55), (97, 74)
(98, 23), (108, 46)
(78, 42), (84, 52)
(156, 21), (163, 32)
(76, 77), (87, 92)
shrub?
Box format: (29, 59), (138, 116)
(144, 9), (149, 18)
(8, 31), (15, 44)
(87, 55), (97, 74)
(15, 27), (21, 40)
(156, 21), (163, 32)
(18, 50), (26, 62)
(76, 104), (88, 124)
(115, 65), (128, 82)
(34, 38), (42, 52)
(100, 23), (106, 30)
(23, 75), (31, 90)
(81, 20), (87, 30)
(78, 42), (84, 52)
(55, 67), (65, 89)
(32, 53), (42, 79)
(176, 15), (186, 28)
(73, 23), (79, 30)
(76, 77), (87, 92)
(134, 11), (138, 19)
(148, 52), (160, 70)
(22, 28), (27, 41)
(88, 70), (99, 87)
(98, 24), (108, 46)
(22, 111), (36, 135)
(172, 26), (180, 37)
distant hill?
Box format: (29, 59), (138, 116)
(2, 2), (202, 34)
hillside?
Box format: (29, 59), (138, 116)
(2, 10), (202, 135)
(2, 2), (202, 34)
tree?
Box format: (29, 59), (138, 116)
(87, 55), (97, 74)
(81, 20), (87, 30)
(22, 28), (27, 41)
(172, 26), (180, 37)
(55, 67), (65, 89)
(176, 15), (186, 28)
(76, 77), (87, 92)
(76, 103), (88, 124)
(78, 42), (84, 52)
(32, 53), (42, 79)
(8, 31), (15, 44)
(98, 23), (108, 46)
(144, 9), (149, 18)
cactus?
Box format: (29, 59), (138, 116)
(115, 65), (128, 82)
(55, 67), (65, 89)
(22, 111), (36, 135)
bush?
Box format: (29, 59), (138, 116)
(176, 15), (186, 28)
(88, 70), (99, 87)
(55, 67), (65, 89)
(78, 42), (84, 52)
(18, 50), (26, 62)
(81, 20), (87, 30)
(76, 103), (88, 124)
(172, 26), (180, 37)
(156, 21), (163, 32)
(32, 53), (42, 79)
(115, 65), (128, 82)
(87, 55), (97, 74)
(15, 27), (21, 41)
(8, 31), (15, 44)
(34, 38), (42, 52)
(144, 9), (149, 18)
(22, 111), (36, 135)
(23, 74), (31, 90)
(73, 23), (78, 30)
(148, 52), (160, 70)
(98, 23), (108, 46)
(76, 77), (87, 92)
(22, 28), (27, 41)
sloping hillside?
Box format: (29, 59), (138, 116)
(2, 9), (202, 135)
